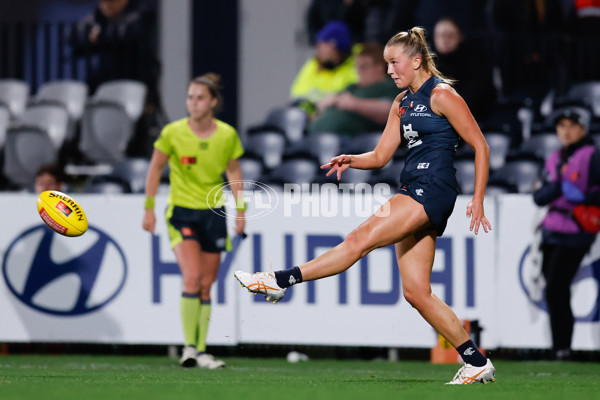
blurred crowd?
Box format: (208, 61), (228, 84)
(0, 0), (599, 194)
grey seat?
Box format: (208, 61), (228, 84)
(370, 159), (404, 189)
(485, 182), (517, 196)
(2, 104), (69, 188)
(245, 131), (286, 169)
(339, 167), (372, 185)
(17, 104), (70, 149)
(79, 80), (147, 164)
(566, 81), (600, 117)
(84, 175), (131, 194)
(454, 159), (476, 194)
(31, 80), (89, 121)
(484, 132), (512, 170)
(238, 157), (264, 183)
(0, 107), (9, 149)
(265, 106), (308, 143)
(110, 157), (150, 193)
(519, 133), (562, 160)
(0, 79), (29, 119)
(491, 159), (542, 194)
(268, 158), (318, 186)
(3, 130), (57, 188)
(343, 132), (381, 153)
(287, 133), (343, 166)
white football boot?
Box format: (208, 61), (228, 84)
(179, 345), (198, 368)
(234, 270), (287, 303)
(196, 353), (225, 369)
(446, 359), (496, 385)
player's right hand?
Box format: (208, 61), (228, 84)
(321, 155), (352, 181)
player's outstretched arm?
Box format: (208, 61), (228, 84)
(320, 94), (403, 180)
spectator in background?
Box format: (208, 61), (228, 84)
(566, 0), (600, 80)
(69, 0), (159, 100)
(491, 0), (568, 98)
(533, 107), (600, 361)
(433, 17), (496, 121)
(306, 0), (366, 44)
(69, 0), (163, 157)
(35, 164), (65, 194)
(291, 21), (358, 107)
(308, 42), (398, 137)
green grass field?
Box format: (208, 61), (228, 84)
(1, 355), (599, 400)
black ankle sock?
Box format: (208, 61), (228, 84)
(274, 266), (303, 288)
(456, 339), (487, 367)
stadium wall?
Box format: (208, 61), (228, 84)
(0, 192), (599, 350)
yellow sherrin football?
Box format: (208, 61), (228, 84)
(37, 190), (88, 237)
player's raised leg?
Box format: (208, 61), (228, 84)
(235, 194), (430, 302)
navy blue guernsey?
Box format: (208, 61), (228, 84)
(399, 76), (459, 188)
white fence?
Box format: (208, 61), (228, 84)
(1, 192), (599, 350)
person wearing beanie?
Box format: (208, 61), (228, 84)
(533, 106), (600, 361)
(291, 21), (358, 104)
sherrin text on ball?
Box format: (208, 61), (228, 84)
(37, 190), (88, 237)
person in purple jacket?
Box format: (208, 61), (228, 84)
(533, 106), (600, 361)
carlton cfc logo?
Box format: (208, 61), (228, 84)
(2, 225), (127, 316)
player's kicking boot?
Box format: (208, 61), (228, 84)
(446, 359), (496, 384)
(234, 270), (287, 304)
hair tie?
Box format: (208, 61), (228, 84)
(407, 29), (412, 35)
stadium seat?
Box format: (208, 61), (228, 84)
(2, 104), (69, 187)
(79, 80), (147, 164)
(285, 133), (343, 166)
(83, 175), (131, 194)
(30, 80), (88, 121)
(29, 80), (89, 141)
(485, 181), (517, 196)
(566, 81), (600, 117)
(0, 79), (29, 119)
(110, 157), (150, 193)
(518, 132), (562, 160)
(490, 158), (542, 194)
(267, 158), (318, 186)
(0, 107), (9, 149)
(478, 101), (526, 148)
(370, 159), (404, 189)
(245, 131), (286, 169)
(339, 167), (372, 185)
(15, 104), (70, 149)
(454, 158), (476, 194)
(3, 129), (58, 188)
(485, 132), (512, 171)
(343, 132), (381, 153)
(238, 156), (264, 183)
(265, 106), (308, 143)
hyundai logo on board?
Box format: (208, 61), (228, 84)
(519, 246), (600, 322)
(2, 225), (127, 316)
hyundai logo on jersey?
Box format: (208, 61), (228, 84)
(2, 226), (127, 316)
(414, 104), (427, 112)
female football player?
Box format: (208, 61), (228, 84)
(143, 73), (245, 369)
(235, 27), (495, 384)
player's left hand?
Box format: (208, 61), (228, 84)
(466, 199), (491, 235)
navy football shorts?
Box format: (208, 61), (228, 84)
(398, 174), (459, 236)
